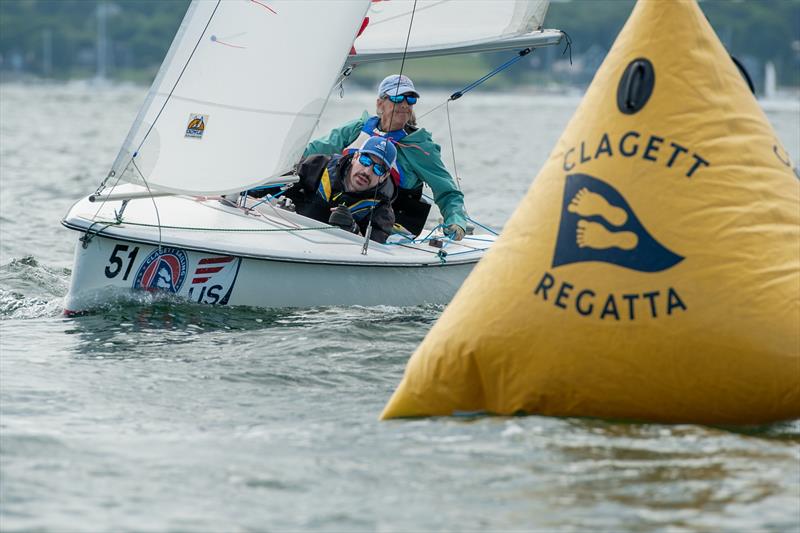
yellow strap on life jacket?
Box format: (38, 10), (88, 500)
(317, 168), (332, 201)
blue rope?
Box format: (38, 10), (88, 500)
(249, 197), (270, 209)
(466, 216), (499, 236)
(249, 191), (287, 210)
(449, 48), (532, 101)
(462, 236), (495, 243)
(420, 224), (445, 241)
(246, 184), (289, 209)
(384, 224), (497, 249)
(440, 249), (479, 258)
(418, 193), (500, 237)
(385, 224), (446, 246)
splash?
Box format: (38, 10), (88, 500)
(0, 256), (70, 319)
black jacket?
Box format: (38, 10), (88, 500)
(285, 153), (397, 243)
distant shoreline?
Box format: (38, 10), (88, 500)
(2, 73), (799, 106)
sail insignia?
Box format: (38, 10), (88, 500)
(185, 114), (208, 139)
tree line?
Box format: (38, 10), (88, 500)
(1, 0), (797, 88)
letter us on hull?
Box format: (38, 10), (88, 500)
(65, 235), (243, 313)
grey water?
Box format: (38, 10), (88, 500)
(1, 82), (799, 532)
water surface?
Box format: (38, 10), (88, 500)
(1, 83), (799, 531)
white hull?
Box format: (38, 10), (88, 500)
(63, 185), (494, 312)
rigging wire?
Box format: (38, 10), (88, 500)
(333, 65), (356, 98)
(132, 159), (163, 252)
(445, 99), (461, 191)
(88, 168), (124, 226)
(412, 37), (571, 211)
(362, 0), (418, 256)
(415, 32), (571, 124)
(560, 30), (573, 65)
(383, 2), (417, 130)
(414, 47), (542, 197)
(417, 47), (535, 122)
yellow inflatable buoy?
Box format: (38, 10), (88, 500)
(382, 0), (800, 425)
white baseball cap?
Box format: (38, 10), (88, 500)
(377, 74), (419, 98)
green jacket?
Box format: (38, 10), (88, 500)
(303, 111), (467, 230)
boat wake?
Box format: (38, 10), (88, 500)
(0, 256), (70, 319)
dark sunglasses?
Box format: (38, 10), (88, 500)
(386, 94), (418, 105)
(358, 153), (389, 177)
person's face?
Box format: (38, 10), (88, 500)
(346, 152), (388, 192)
(376, 93), (415, 131)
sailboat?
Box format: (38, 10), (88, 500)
(62, 0), (562, 313)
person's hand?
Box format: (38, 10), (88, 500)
(329, 205), (358, 233)
(444, 224), (466, 241)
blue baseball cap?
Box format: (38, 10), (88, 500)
(358, 136), (397, 169)
(377, 74), (419, 98)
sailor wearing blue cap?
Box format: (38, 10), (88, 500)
(303, 74), (467, 240)
(280, 136), (398, 243)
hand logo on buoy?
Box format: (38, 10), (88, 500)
(552, 173), (683, 272)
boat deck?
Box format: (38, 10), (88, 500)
(63, 185), (496, 267)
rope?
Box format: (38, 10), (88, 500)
(466, 216), (499, 236)
(79, 220), (119, 248)
(384, 224), (445, 246)
(452, 48), (532, 100)
(445, 100), (460, 191)
(560, 30), (573, 65)
(249, 190), (284, 210)
(89, 168), (124, 224)
(250, 0), (277, 14)
(417, 47), (535, 121)
(132, 158), (163, 251)
(334, 65), (356, 98)
(384, 0), (417, 127)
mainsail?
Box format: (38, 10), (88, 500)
(111, 0), (371, 195)
(349, 0), (559, 63)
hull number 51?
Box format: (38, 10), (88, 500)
(105, 244), (140, 280)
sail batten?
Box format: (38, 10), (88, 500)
(158, 93), (321, 118)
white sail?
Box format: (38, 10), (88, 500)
(348, 0), (558, 63)
(112, 0), (371, 195)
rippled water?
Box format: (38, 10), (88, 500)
(1, 83), (799, 531)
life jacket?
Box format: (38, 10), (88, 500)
(316, 157), (387, 221)
(343, 118), (432, 236)
(343, 116), (408, 187)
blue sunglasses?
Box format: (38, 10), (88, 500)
(358, 153), (389, 177)
(386, 94), (418, 105)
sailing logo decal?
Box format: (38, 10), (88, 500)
(552, 173), (683, 272)
(186, 256), (242, 305)
(185, 113), (208, 139)
(133, 248), (188, 293)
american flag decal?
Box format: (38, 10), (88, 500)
(182, 255), (242, 305)
(192, 256), (236, 284)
